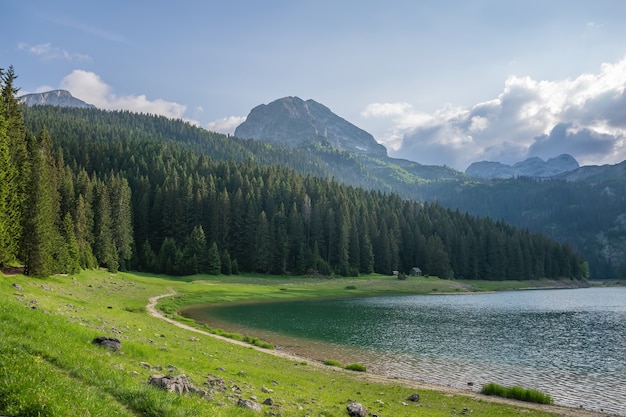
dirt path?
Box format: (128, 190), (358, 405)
(146, 291), (617, 417)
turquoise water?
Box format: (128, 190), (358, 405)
(183, 287), (626, 415)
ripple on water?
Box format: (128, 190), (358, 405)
(185, 287), (626, 416)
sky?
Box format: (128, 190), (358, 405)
(3, 0), (626, 171)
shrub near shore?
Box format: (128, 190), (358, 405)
(1, 270), (572, 416)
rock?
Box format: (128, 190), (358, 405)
(148, 374), (204, 395)
(206, 377), (226, 392)
(237, 398), (262, 413)
(18, 89), (95, 108)
(92, 336), (121, 351)
(263, 397), (274, 405)
(346, 402), (368, 417)
(407, 393), (420, 402)
(262, 386), (274, 393)
(234, 97), (388, 158)
(12, 283), (24, 291)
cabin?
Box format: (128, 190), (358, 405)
(409, 267), (422, 277)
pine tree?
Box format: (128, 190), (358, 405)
(61, 212), (81, 274)
(21, 129), (61, 276)
(0, 67), (28, 265)
(0, 107), (11, 264)
(254, 211), (271, 273)
(74, 194), (97, 269)
(109, 174), (133, 270)
(206, 241), (221, 275)
(183, 225), (207, 274)
(93, 181), (118, 272)
(220, 249), (232, 275)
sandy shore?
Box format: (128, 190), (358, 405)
(147, 291), (618, 417)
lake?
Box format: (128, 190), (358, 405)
(182, 287), (626, 415)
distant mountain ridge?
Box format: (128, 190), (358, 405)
(235, 96), (388, 158)
(18, 89), (95, 109)
(466, 154), (580, 179)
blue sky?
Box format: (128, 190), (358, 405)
(4, 0), (626, 170)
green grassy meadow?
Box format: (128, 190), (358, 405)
(0, 270), (578, 416)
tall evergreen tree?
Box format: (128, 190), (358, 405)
(109, 174), (133, 270)
(74, 194), (98, 269)
(0, 67), (28, 265)
(206, 241), (221, 275)
(60, 212), (81, 274)
(93, 181), (118, 272)
(182, 225), (207, 274)
(0, 107), (11, 264)
(21, 129), (60, 276)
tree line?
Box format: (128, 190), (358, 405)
(0, 68), (132, 275)
(2, 67), (587, 279)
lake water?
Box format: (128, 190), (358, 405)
(182, 287), (626, 415)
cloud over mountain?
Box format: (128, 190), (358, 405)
(58, 70), (188, 120)
(363, 55), (626, 170)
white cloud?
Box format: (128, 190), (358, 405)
(206, 116), (246, 135)
(59, 70), (188, 120)
(18, 42), (91, 62)
(362, 55), (626, 170)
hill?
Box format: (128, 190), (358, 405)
(18, 89), (95, 108)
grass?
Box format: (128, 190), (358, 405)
(323, 359), (342, 367)
(481, 383), (554, 405)
(0, 269), (566, 416)
(345, 363), (367, 372)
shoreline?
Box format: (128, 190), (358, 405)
(148, 291), (619, 417)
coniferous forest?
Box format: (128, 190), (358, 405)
(0, 67), (587, 280)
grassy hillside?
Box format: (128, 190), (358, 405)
(1, 269), (584, 416)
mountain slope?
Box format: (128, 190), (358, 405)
(234, 97), (466, 190)
(235, 96), (387, 157)
(19, 90), (95, 108)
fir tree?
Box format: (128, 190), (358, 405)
(206, 241), (221, 275)
(21, 129), (61, 276)
(61, 212), (81, 274)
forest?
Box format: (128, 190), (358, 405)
(0, 67), (587, 280)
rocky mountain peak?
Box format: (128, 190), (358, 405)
(234, 96), (387, 158)
(18, 90), (95, 108)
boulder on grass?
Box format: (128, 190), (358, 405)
(237, 398), (262, 413)
(92, 336), (121, 351)
(346, 402), (368, 417)
(148, 374), (204, 395)
(407, 392), (421, 402)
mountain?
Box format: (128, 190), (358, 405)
(234, 97), (465, 192)
(466, 154), (579, 179)
(557, 160), (626, 183)
(18, 89), (95, 108)
(235, 96), (387, 158)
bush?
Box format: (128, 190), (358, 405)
(344, 285), (357, 290)
(480, 382), (553, 405)
(323, 359), (342, 367)
(345, 363), (367, 372)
